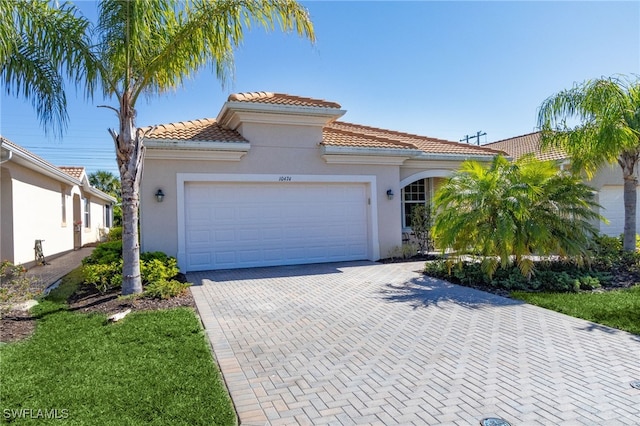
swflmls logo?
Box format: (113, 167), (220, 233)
(3, 408), (69, 420)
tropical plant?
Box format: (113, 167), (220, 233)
(537, 75), (640, 251)
(432, 155), (602, 278)
(0, 0), (94, 137)
(89, 170), (122, 225)
(89, 170), (120, 197)
(410, 204), (434, 253)
(2, 0), (315, 294)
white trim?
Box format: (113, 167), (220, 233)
(145, 139), (250, 151)
(400, 170), (453, 188)
(145, 149), (248, 162)
(322, 145), (422, 158)
(217, 102), (346, 129)
(176, 173), (379, 271)
(2, 140), (80, 186)
(411, 153), (497, 161)
(322, 154), (410, 166)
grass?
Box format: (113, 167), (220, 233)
(512, 285), (640, 335)
(0, 270), (236, 425)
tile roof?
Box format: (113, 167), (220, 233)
(228, 92), (341, 109)
(324, 122), (505, 156)
(141, 92), (504, 157)
(144, 118), (248, 142)
(59, 166), (85, 179)
(484, 132), (566, 161)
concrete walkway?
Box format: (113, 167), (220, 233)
(189, 261), (640, 426)
(24, 247), (94, 291)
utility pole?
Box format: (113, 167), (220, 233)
(460, 130), (487, 145)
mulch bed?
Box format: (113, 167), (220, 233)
(0, 285), (195, 344)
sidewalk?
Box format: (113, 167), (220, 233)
(24, 247), (94, 292)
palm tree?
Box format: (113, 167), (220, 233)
(89, 170), (122, 225)
(1, 0), (94, 136)
(89, 170), (121, 197)
(3, 0), (314, 294)
(432, 155), (601, 278)
(537, 75), (640, 251)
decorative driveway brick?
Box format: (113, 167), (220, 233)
(188, 261), (640, 425)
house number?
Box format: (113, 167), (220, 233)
(278, 176), (292, 182)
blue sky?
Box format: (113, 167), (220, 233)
(1, 1), (639, 175)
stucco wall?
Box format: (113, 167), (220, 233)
(0, 162), (112, 265)
(3, 163), (72, 265)
(141, 122), (405, 264)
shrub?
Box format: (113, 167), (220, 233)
(410, 204), (434, 252)
(0, 261), (40, 311)
(141, 258), (179, 284)
(140, 251), (169, 263)
(143, 280), (190, 300)
(82, 240), (122, 265)
(106, 226), (122, 242)
(424, 259), (608, 293)
(432, 155), (601, 278)
(82, 261), (122, 293)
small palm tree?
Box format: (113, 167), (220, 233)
(89, 170), (121, 198)
(537, 75), (640, 251)
(3, 0), (314, 295)
(432, 155), (602, 278)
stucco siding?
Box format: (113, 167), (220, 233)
(6, 163), (71, 265)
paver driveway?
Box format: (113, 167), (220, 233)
(188, 261), (640, 425)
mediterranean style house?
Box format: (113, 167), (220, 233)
(1, 137), (116, 267)
(485, 132), (637, 237)
(139, 92), (504, 271)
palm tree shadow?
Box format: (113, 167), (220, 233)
(380, 275), (524, 309)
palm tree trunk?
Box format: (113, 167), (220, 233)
(620, 154), (638, 251)
(111, 92), (144, 295)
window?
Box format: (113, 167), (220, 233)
(83, 197), (91, 228)
(61, 192), (67, 225)
(402, 179), (430, 228)
(104, 204), (112, 228)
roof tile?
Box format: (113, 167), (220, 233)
(58, 166), (85, 179)
(144, 118), (247, 142)
(324, 122), (504, 156)
(228, 92), (341, 109)
(484, 132), (566, 161)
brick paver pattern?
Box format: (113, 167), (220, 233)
(189, 261), (640, 426)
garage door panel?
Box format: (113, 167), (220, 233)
(599, 186), (638, 236)
(184, 182), (369, 271)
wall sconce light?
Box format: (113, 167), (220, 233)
(386, 189), (394, 200)
(155, 189), (165, 202)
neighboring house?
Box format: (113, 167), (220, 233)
(1, 137), (116, 267)
(140, 92), (504, 271)
(485, 131), (637, 237)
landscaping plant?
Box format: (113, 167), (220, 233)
(432, 155), (602, 279)
(2, 0), (315, 295)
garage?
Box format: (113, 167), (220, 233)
(598, 185), (638, 236)
(183, 181), (370, 271)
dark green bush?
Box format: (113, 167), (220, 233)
(140, 251), (169, 263)
(106, 226), (122, 241)
(81, 240), (188, 295)
(82, 240), (122, 265)
(424, 258), (609, 293)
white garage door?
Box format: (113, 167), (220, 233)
(599, 185), (638, 236)
(184, 182), (369, 271)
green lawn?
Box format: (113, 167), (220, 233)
(512, 285), (640, 335)
(0, 275), (236, 425)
